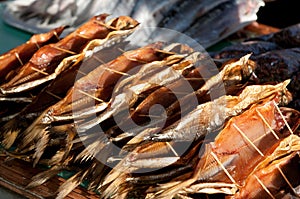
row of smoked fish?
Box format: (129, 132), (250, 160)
(0, 14), (299, 199)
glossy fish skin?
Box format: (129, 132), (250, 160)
(0, 26), (64, 84)
(49, 42), (168, 119)
(60, 47), (197, 178)
(146, 80), (291, 143)
(77, 50), (198, 134)
(195, 104), (300, 183)
(231, 131), (300, 199)
(14, 42), (170, 166)
(129, 67), (204, 126)
(0, 14), (139, 94)
(150, 98), (298, 199)
(35, 46), (185, 166)
(164, 54), (255, 125)
(112, 55), (255, 144)
(17, 41), (177, 197)
(99, 81), (292, 199)
(0, 8), (298, 198)
(6, 40), (127, 121)
(0, 18), (139, 149)
(232, 152), (300, 199)
(56, 44), (194, 129)
(44, 46), (200, 197)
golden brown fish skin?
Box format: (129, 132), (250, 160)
(148, 98), (298, 199)
(0, 26), (64, 84)
(228, 108), (300, 199)
(14, 43), (169, 165)
(1, 14), (109, 88)
(147, 80), (291, 144)
(165, 55), (256, 122)
(231, 152), (300, 199)
(100, 82), (292, 199)
(130, 67), (204, 125)
(106, 63), (204, 138)
(195, 103), (300, 184)
(0, 26), (135, 147)
(49, 42), (168, 117)
(86, 51), (197, 139)
(110, 55), (255, 143)
(0, 14), (139, 90)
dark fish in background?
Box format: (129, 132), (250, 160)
(247, 23), (300, 48)
(213, 24), (300, 111)
(211, 40), (280, 59)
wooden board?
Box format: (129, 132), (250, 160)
(0, 156), (98, 199)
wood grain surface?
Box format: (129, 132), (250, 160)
(0, 156), (98, 199)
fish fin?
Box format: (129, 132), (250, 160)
(27, 165), (62, 188)
(100, 158), (128, 189)
(46, 150), (66, 166)
(56, 169), (89, 199)
(100, 173), (129, 199)
(45, 124), (77, 166)
(75, 133), (110, 163)
(154, 178), (197, 199)
(1, 130), (19, 149)
(1, 117), (24, 149)
(87, 162), (107, 191)
(18, 112), (48, 150)
(114, 184), (133, 199)
(32, 128), (50, 167)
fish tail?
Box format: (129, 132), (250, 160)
(1, 117), (25, 149)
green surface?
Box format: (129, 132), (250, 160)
(0, 3), (31, 54)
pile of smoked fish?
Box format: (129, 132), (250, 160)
(0, 14), (300, 199)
